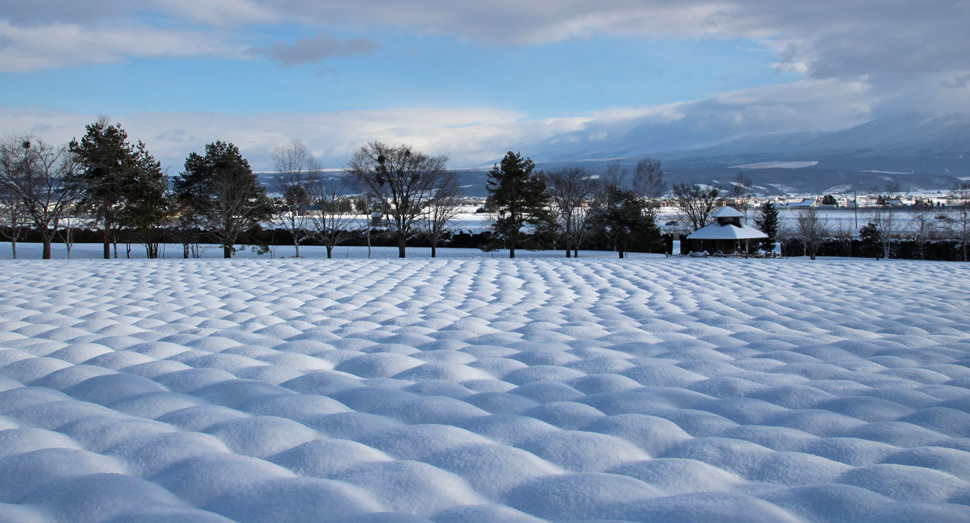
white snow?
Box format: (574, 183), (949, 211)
(0, 255), (969, 523)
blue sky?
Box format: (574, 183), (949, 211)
(1, 34), (796, 116)
(1, 1), (968, 171)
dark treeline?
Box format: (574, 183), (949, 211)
(780, 237), (966, 261)
(1, 225), (674, 257)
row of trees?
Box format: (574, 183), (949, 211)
(791, 186), (970, 261)
(10, 119), (960, 262)
(0, 119), (273, 259)
(344, 147), (667, 259)
(0, 124), (673, 260)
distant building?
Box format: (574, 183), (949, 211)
(685, 206), (767, 254)
(785, 198), (818, 208)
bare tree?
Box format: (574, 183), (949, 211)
(632, 157), (665, 203)
(909, 205), (937, 260)
(547, 166), (600, 258)
(422, 170), (462, 258)
(56, 203), (90, 259)
(673, 182), (720, 232)
(272, 139), (321, 257)
(795, 206), (829, 260)
(731, 171), (753, 224)
(346, 142), (449, 258)
(868, 206), (901, 259)
(309, 177), (355, 258)
(946, 182), (970, 262)
(354, 192), (374, 259)
(0, 175), (26, 258)
(0, 136), (84, 259)
(602, 161), (626, 188)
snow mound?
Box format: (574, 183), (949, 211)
(1, 257), (969, 522)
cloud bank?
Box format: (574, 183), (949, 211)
(0, 75), (881, 172)
(4, 1), (967, 80)
(2, 1), (967, 169)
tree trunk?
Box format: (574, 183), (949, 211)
(509, 244), (515, 259)
(618, 249), (624, 259)
(183, 243), (190, 258)
(565, 244), (571, 258)
(41, 231), (52, 260)
(326, 246), (333, 259)
(397, 234), (406, 258)
(11, 239), (16, 259)
(294, 240), (300, 258)
(223, 244), (232, 258)
(103, 228), (111, 259)
(574, 247), (579, 258)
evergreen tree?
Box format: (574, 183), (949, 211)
(588, 184), (662, 258)
(174, 142), (272, 258)
(860, 221), (883, 259)
(121, 142), (171, 258)
(70, 118), (133, 259)
(755, 201), (779, 252)
(485, 151), (555, 258)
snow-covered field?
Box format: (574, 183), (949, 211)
(1, 256), (969, 523)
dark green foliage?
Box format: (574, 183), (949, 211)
(485, 152), (556, 258)
(70, 120), (171, 258)
(174, 141), (272, 258)
(755, 201), (779, 252)
(588, 184), (663, 258)
(821, 194), (838, 205)
(860, 221), (883, 259)
(71, 119), (166, 258)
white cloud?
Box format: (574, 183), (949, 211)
(0, 76), (881, 172)
(146, 0), (279, 27)
(6, 1), (967, 80)
(3, 0), (967, 117)
(0, 20), (241, 72)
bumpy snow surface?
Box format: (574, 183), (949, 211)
(1, 258), (970, 523)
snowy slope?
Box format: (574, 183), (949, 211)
(0, 257), (969, 523)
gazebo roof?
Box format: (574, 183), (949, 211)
(687, 222), (768, 240)
(712, 206), (744, 218)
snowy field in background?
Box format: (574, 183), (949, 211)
(0, 243), (660, 261)
(1, 255), (970, 523)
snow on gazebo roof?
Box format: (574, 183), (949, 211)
(687, 223), (768, 240)
(687, 206), (768, 241)
(712, 206), (744, 218)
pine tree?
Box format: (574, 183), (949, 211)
(174, 142), (272, 258)
(755, 201), (779, 252)
(121, 142), (171, 258)
(486, 151), (555, 258)
(70, 118), (134, 259)
(588, 184), (662, 258)
(860, 221), (883, 259)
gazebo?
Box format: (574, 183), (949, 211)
(686, 206), (767, 255)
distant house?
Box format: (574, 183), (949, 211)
(685, 206), (767, 254)
(786, 198), (818, 208)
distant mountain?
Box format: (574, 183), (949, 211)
(264, 114), (970, 198)
(533, 113), (970, 195)
(673, 113), (970, 162)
